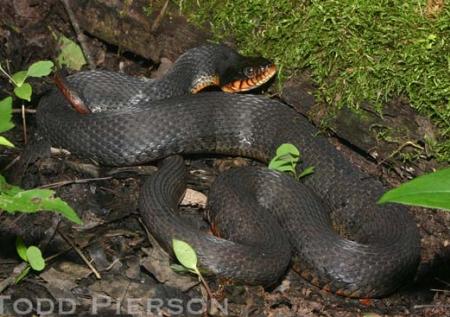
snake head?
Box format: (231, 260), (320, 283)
(219, 56), (277, 93)
(184, 44), (276, 94)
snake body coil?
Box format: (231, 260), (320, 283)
(37, 44), (420, 298)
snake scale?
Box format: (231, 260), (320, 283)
(36, 44), (420, 298)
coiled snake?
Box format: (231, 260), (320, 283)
(37, 44), (420, 298)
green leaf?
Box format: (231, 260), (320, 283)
(0, 187), (82, 224)
(276, 143), (300, 157)
(11, 71), (28, 87)
(57, 35), (87, 71)
(0, 136), (15, 148)
(27, 60), (54, 78)
(172, 239), (198, 272)
(26, 246), (45, 271)
(378, 168), (450, 211)
(268, 159), (295, 173)
(170, 263), (195, 274)
(0, 176), (21, 194)
(14, 83), (32, 101)
(269, 144), (301, 173)
(298, 166), (315, 179)
(0, 97), (15, 133)
(16, 237), (28, 262)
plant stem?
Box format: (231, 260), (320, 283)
(196, 269), (214, 300)
(0, 64), (17, 86)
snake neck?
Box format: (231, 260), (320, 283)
(144, 63), (213, 99)
(142, 44), (256, 98)
(140, 44), (275, 99)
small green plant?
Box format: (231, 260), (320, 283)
(0, 60), (81, 223)
(0, 59), (82, 282)
(0, 60), (54, 102)
(0, 97), (14, 148)
(0, 175), (82, 223)
(379, 168), (450, 211)
(269, 143), (314, 179)
(14, 237), (46, 283)
(55, 34), (87, 71)
(142, 4), (154, 16)
(0, 60), (54, 147)
(171, 239), (213, 298)
(171, 239), (200, 275)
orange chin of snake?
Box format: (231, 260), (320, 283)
(221, 64), (277, 93)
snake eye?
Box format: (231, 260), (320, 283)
(243, 67), (256, 78)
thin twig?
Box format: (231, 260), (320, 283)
(151, 0), (170, 33)
(0, 262), (28, 294)
(57, 229), (101, 279)
(377, 141), (424, 166)
(39, 176), (112, 189)
(60, 0), (95, 69)
(21, 104), (27, 144)
(435, 277), (450, 287)
(430, 288), (450, 293)
(2, 155), (20, 172)
(138, 217), (161, 247)
(50, 147), (71, 156)
(117, 280), (132, 314)
(104, 258), (121, 271)
(414, 304), (450, 309)
(12, 108), (36, 114)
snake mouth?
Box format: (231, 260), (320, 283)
(221, 64), (277, 93)
(191, 75), (220, 94)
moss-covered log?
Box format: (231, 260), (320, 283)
(282, 75), (437, 168)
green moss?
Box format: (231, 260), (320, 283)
(181, 0), (450, 161)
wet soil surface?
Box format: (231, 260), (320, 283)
(0, 1), (449, 316)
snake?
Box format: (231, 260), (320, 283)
(36, 44), (421, 298)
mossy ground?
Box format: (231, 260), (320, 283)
(181, 0), (450, 161)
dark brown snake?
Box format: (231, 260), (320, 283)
(36, 44), (420, 298)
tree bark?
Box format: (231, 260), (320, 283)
(71, 0), (210, 62)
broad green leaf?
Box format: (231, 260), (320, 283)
(0, 136), (15, 148)
(57, 35), (86, 70)
(27, 60), (54, 77)
(378, 168), (450, 211)
(0, 97), (15, 133)
(268, 159), (295, 173)
(26, 246), (45, 271)
(16, 237), (28, 262)
(276, 143), (300, 157)
(277, 153), (298, 161)
(271, 153), (298, 165)
(0, 188), (82, 224)
(11, 71), (28, 87)
(14, 83), (32, 101)
(298, 166), (315, 179)
(172, 239), (198, 271)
